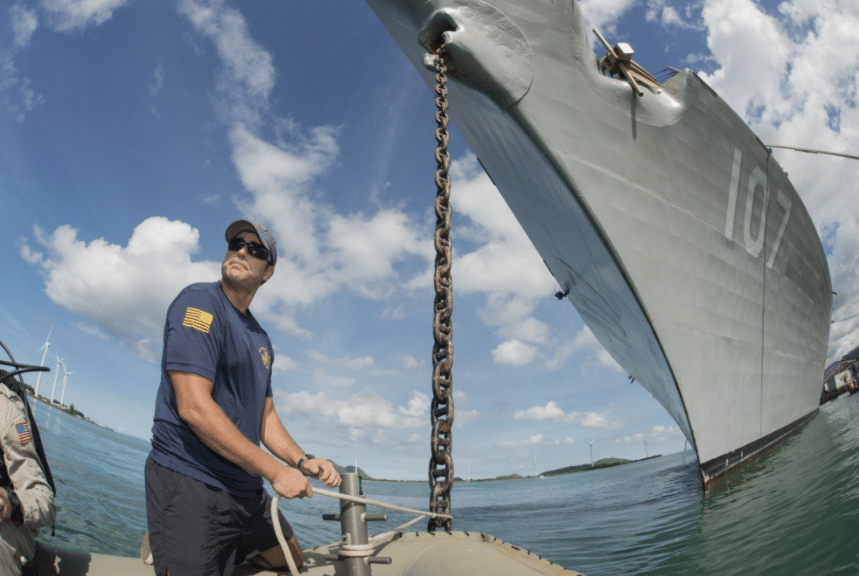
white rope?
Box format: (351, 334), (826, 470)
(338, 543), (374, 558)
(269, 487), (453, 573)
(271, 495), (300, 575)
(313, 487), (452, 520)
(766, 144), (859, 162)
(368, 515), (426, 544)
(326, 515), (427, 549)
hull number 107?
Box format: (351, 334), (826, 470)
(723, 148), (792, 269)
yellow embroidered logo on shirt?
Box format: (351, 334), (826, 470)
(183, 307), (214, 334)
(259, 347), (271, 370)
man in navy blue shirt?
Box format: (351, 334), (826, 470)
(146, 220), (340, 576)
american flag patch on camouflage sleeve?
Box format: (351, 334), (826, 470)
(15, 421), (32, 445)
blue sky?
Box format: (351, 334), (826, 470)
(1, 0), (857, 480)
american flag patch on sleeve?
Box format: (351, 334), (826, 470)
(15, 421), (32, 445)
(183, 307), (214, 334)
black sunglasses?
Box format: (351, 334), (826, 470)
(227, 237), (270, 261)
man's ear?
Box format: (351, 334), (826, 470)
(262, 265), (275, 284)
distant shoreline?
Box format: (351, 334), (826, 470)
(335, 454), (664, 484)
(27, 391), (113, 431)
(21, 394), (663, 480)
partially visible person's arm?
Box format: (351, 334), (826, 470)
(0, 400), (55, 528)
(260, 397), (341, 488)
(170, 371), (312, 499)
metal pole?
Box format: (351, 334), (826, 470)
(35, 328), (51, 397)
(50, 357), (63, 403)
(339, 473), (371, 576)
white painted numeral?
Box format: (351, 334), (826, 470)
(743, 166), (768, 258)
(767, 190), (791, 269)
(724, 148), (790, 266)
(724, 148), (742, 240)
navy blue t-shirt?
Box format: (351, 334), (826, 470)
(149, 281), (274, 498)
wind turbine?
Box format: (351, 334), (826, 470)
(35, 327), (52, 397)
(643, 438), (648, 458)
(50, 355), (65, 404)
(589, 439), (594, 467)
(467, 455), (471, 482)
(60, 366), (73, 406)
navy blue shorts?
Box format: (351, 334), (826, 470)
(145, 457), (294, 576)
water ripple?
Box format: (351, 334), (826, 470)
(29, 396), (859, 575)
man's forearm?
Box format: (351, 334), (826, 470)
(183, 395), (283, 481)
(260, 398), (342, 488)
(260, 399), (305, 468)
(170, 372), (314, 499)
(17, 484), (56, 529)
(171, 371), (281, 482)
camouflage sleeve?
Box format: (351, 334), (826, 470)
(0, 397), (55, 530)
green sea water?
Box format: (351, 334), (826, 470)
(30, 395), (859, 575)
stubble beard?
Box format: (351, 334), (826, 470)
(222, 258), (258, 290)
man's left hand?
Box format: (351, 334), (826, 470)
(302, 459), (341, 488)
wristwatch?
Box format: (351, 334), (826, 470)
(296, 454), (316, 474)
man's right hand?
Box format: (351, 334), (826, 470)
(270, 466), (313, 499)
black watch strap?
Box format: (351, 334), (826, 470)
(296, 454), (316, 474)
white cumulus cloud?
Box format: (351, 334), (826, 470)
(492, 339), (538, 366)
(22, 217), (219, 361)
(11, 5), (39, 48)
(498, 433), (558, 449)
(274, 388), (429, 445)
(514, 401), (623, 429)
(41, 0), (130, 32)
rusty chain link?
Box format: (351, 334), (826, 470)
(428, 45), (454, 533)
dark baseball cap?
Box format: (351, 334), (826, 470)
(224, 220), (277, 267)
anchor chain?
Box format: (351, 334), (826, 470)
(428, 44), (454, 533)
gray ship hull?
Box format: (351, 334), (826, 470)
(366, 0), (832, 483)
